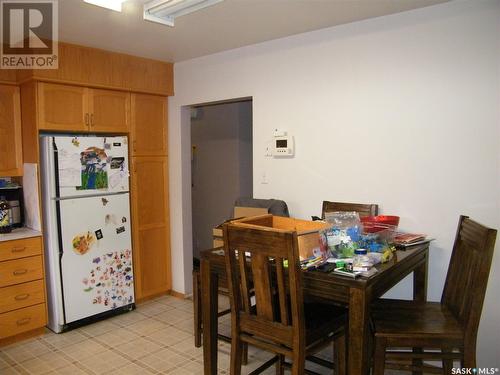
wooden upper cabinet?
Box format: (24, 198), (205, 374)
(88, 89), (130, 133)
(37, 83), (131, 133)
(131, 94), (167, 156)
(0, 85), (23, 176)
(37, 83), (88, 132)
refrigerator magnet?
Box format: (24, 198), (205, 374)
(95, 229), (103, 240)
(116, 226), (125, 234)
(110, 157), (125, 169)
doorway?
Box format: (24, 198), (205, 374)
(190, 99), (253, 258)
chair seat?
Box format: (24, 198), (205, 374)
(304, 303), (347, 346)
(372, 299), (463, 340)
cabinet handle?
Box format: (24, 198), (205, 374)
(15, 293), (30, 301)
(133, 140), (137, 151)
(85, 113), (89, 126)
(90, 113), (94, 127)
(11, 247), (26, 253)
(13, 269), (28, 276)
(16, 317), (31, 326)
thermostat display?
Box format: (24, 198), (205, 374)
(273, 136), (294, 157)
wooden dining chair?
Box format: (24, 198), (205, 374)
(371, 215), (497, 373)
(193, 257), (249, 364)
(321, 201), (378, 219)
(223, 222), (347, 375)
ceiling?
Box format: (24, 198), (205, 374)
(59, 0), (450, 62)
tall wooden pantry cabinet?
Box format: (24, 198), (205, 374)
(130, 94), (171, 300)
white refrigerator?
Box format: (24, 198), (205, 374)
(40, 135), (135, 333)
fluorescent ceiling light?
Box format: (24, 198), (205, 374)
(144, 0), (224, 27)
(83, 0), (125, 12)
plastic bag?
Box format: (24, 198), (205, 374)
(320, 212), (362, 258)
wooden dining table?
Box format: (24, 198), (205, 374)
(200, 243), (429, 375)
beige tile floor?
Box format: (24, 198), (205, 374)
(0, 294), (343, 374)
(1, 295), (195, 374)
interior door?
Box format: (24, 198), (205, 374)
(89, 89), (130, 133)
(58, 193), (134, 324)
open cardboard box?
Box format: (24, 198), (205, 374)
(212, 206), (269, 247)
(228, 214), (330, 260)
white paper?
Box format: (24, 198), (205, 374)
(22, 163), (41, 231)
(109, 170), (129, 190)
(108, 172), (121, 189)
(58, 148), (82, 187)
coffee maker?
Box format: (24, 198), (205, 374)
(0, 187), (24, 228)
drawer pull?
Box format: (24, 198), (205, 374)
(13, 269), (28, 276)
(14, 293), (30, 301)
(11, 247), (26, 253)
(16, 317), (31, 326)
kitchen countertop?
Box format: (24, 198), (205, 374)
(0, 227), (42, 242)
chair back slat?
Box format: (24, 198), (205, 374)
(275, 258), (290, 326)
(442, 215), (497, 337)
(223, 223), (305, 349)
(250, 252), (275, 320)
(322, 201), (378, 219)
(238, 251), (251, 313)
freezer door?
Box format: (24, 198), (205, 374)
(54, 136), (130, 198)
(58, 193), (134, 324)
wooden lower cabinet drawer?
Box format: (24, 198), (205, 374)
(0, 303), (46, 339)
(0, 256), (43, 287)
(0, 237), (42, 262)
(0, 280), (45, 314)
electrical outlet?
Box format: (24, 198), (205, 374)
(265, 141), (273, 157)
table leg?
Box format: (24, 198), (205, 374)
(412, 249), (429, 375)
(348, 288), (371, 375)
(201, 258), (218, 374)
(413, 249), (428, 302)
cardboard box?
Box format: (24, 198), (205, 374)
(230, 214), (330, 260)
(233, 206), (268, 219)
(212, 206), (268, 247)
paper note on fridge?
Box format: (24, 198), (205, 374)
(109, 171), (126, 189)
(58, 145), (82, 187)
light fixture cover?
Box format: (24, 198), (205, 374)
(144, 0), (224, 27)
(83, 0), (125, 12)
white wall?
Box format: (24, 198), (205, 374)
(191, 102), (253, 258)
(169, 0), (500, 365)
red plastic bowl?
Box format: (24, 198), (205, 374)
(360, 215), (400, 226)
(360, 216), (400, 233)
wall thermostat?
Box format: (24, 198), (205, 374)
(273, 135), (294, 157)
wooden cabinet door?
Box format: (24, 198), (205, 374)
(0, 85), (22, 176)
(131, 156), (171, 300)
(37, 83), (89, 131)
(131, 94), (167, 156)
(89, 89), (130, 133)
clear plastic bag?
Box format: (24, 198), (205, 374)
(320, 212), (362, 258)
